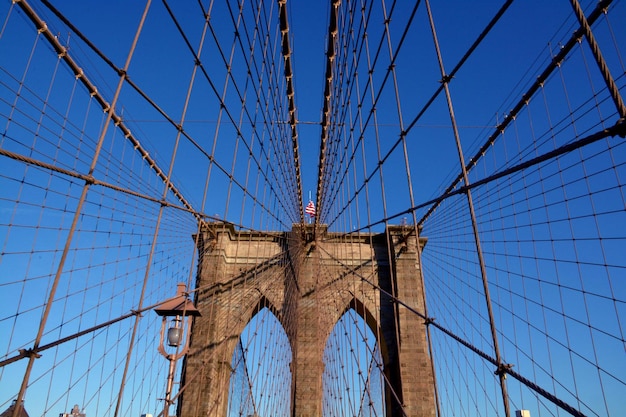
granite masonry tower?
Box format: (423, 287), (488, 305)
(178, 223), (436, 417)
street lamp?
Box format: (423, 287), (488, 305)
(154, 283), (201, 417)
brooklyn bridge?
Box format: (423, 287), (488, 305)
(1, 0), (625, 416)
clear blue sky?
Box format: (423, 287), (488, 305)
(1, 1), (625, 417)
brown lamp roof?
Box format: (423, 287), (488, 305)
(154, 283), (201, 317)
(0, 401), (30, 417)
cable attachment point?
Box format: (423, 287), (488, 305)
(440, 74), (453, 84)
(424, 317), (436, 325)
(19, 348), (42, 359)
(494, 363), (513, 376)
(616, 118), (626, 138)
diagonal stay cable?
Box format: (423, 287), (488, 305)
(315, 0), (341, 231)
(316, 244), (590, 417)
(162, 0), (297, 224)
(325, 0), (515, 228)
(278, 0), (305, 227)
(16, 0), (201, 222)
(346, 119), (625, 235)
(34, 0), (295, 228)
(417, 0), (614, 226)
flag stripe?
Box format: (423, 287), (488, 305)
(305, 201), (316, 216)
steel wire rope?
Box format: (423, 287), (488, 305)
(277, 0), (305, 225)
(461, 81), (626, 195)
(319, 273), (389, 416)
(0, 68), (107, 175)
(350, 227), (383, 417)
(213, 230), (260, 417)
(7, 3), (154, 417)
(0, 0), (15, 39)
(329, 114), (625, 238)
(339, 238), (380, 417)
(234, 0), (291, 230)
(559, 44), (626, 414)
(314, 0), (351, 225)
(36, 0), (296, 229)
(421, 245), (504, 416)
(320, 1), (371, 221)
(107, 6), (203, 417)
(378, 0), (444, 412)
(418, 0), (617, 226)
(350, 148), (389, 417)
(414, 70), (620, 414)
(230, 255), (290, 415)
(214, 0), (303, 223)
(425, 267), (488, 412)
(531, 54), (619, 412)
(0, 73), (177, 208)
(318, 0), (420, 227)
(0, 68), (95, 365)
(316, 0), (364, 226)
(508, 110), (567, 412)
(219, 0), (262, 224)
(362, 3), (421, 415)
(319, 242), (592, 416)
(13, 0), (202, 222)
(328, 0), (590, 230)
(163, 0), (298, 227)
(601, 3), (625, 74)
(316, 1), (353, 221)
(73, 0), (294, 231)
(575, 33), (626, 349)
(320, 2), (373, 221)
(314, 240), (411, 416)
(319, 0), (445, 228)
(368, 95), (626, 234)
(316, 0), (373, 223)
(239, 330), (259, 416)
(538, 81), (591, 412)
(322, 248), (426, 415)
(138, 3), (225, 413)
(318, 20), (374, 226)
(472, 278), (626, 386)
(377, 3), (417, 414)
(180, 234), (294, 416)
(318, 0), (367, 224)
(2, 0), (620, 412)
(0, 14), (42, 148)
(420, 241), (501, 352)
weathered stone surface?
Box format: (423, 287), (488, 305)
(179, 223), (436, 417)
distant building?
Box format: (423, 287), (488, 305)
(59, 404), (85, 417)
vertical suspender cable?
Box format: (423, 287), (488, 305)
(315, 0), (341, 234)
(567, 0), (626, 120)
(278, 0), (306, 231)
(417, 0), (614, 228)
(10, 2), (153, 417)
(378, 0), (442, 412)
(424, 1), (511, 416)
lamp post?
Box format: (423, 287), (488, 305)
(154, 283), (201, 417)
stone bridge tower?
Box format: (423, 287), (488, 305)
(178, 223), (436, 417)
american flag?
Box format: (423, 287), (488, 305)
(305, 200), (316, 217)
